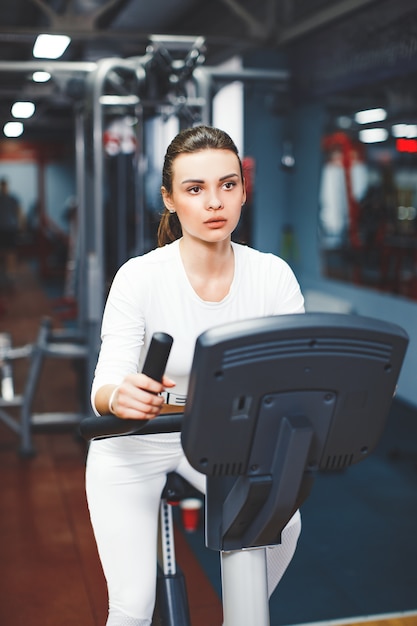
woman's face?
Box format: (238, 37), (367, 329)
(162, 149), (246, 244)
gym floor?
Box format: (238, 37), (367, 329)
(1, 261), (417, 626)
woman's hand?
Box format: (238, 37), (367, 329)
(98, 374), (176, 420)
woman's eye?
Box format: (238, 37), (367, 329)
(188, 186), (201, 194)
(223, 181), (236, 190)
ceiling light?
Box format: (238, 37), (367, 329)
(33, 34), (71, 59)
(32, 71), (51, 83)
(391, 123), (417, 138)
(392, 123), (408, 137)
(355, 108), (387, 124)
(99, 95), (140, 105)
(11, 101), (35, 119)
(3, 122), (24, 138)
(359, 128), (388, 143)
(406, 124), (417, 138)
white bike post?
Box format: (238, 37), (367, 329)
(221, 547), (269, 626)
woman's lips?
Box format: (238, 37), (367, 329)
(204, 218), (226, 228)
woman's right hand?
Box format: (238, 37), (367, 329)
(96, 374), (176, 420)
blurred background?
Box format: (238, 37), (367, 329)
(1, 2), (417, 625)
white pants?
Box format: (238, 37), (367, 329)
(86, 434), (301, 626)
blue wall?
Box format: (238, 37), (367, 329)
(0, 162), (37, 219)
(45, 161), (76, 230)
(245, 95), (287, 252)
(244, 71), (416, 407)
(0, 158), (75, 232)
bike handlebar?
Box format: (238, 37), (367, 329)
(79, 411), (183, 440)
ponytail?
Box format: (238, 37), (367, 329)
(157, 210), (182, 247)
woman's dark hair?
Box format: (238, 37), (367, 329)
(157, 125), (243, 246)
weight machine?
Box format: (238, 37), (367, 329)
(80, 312), (408, 626)
(81, 36), (289, 404)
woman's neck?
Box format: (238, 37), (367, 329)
(179, 237), (235, 302)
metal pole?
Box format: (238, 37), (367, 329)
(86, 58), (146, 386)
(0, 60), (96, 73)
(134, 103), (146, 256)
(74, 105), (86, 336)
(89, 57), (145, 314)
(200, 66), (289, 85)
(221, 548), (270, 626)
(193, 67), (213, 125)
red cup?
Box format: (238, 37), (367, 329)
(180, 498), (203, 532)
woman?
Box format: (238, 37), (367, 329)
(86, 125), (304, 626)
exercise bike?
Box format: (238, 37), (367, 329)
(80, 313), (408, 626)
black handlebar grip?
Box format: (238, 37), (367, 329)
(79, 332), (173, 440)
(141, 332), (173, 382)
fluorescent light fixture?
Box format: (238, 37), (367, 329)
(33, 34), (71, 59)
(11, 101), (35, 119)
(3, 122), (24, 137)
(99, 95), (140, 105)
(355, 108), (387, 124)
(392, 123), (408, 137)
(391, 123), (417, 138)
(32, 71), (51, 82)
(406, 124), (417, 138)
(359, 128), (388, 143)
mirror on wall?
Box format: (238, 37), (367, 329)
(318, 76), (417, 301)
(287, 1), (417, 301)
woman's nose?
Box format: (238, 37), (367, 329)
(207, 194), (223, 210)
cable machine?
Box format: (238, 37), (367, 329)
(81, 36), (289, 400)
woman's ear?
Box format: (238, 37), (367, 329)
(161, 187), (175, 213)
(242, 178), (247, 206)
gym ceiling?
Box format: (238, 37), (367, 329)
(0, 0), (416, 140)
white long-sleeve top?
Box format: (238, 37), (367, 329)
(91, 239), (304, 414)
